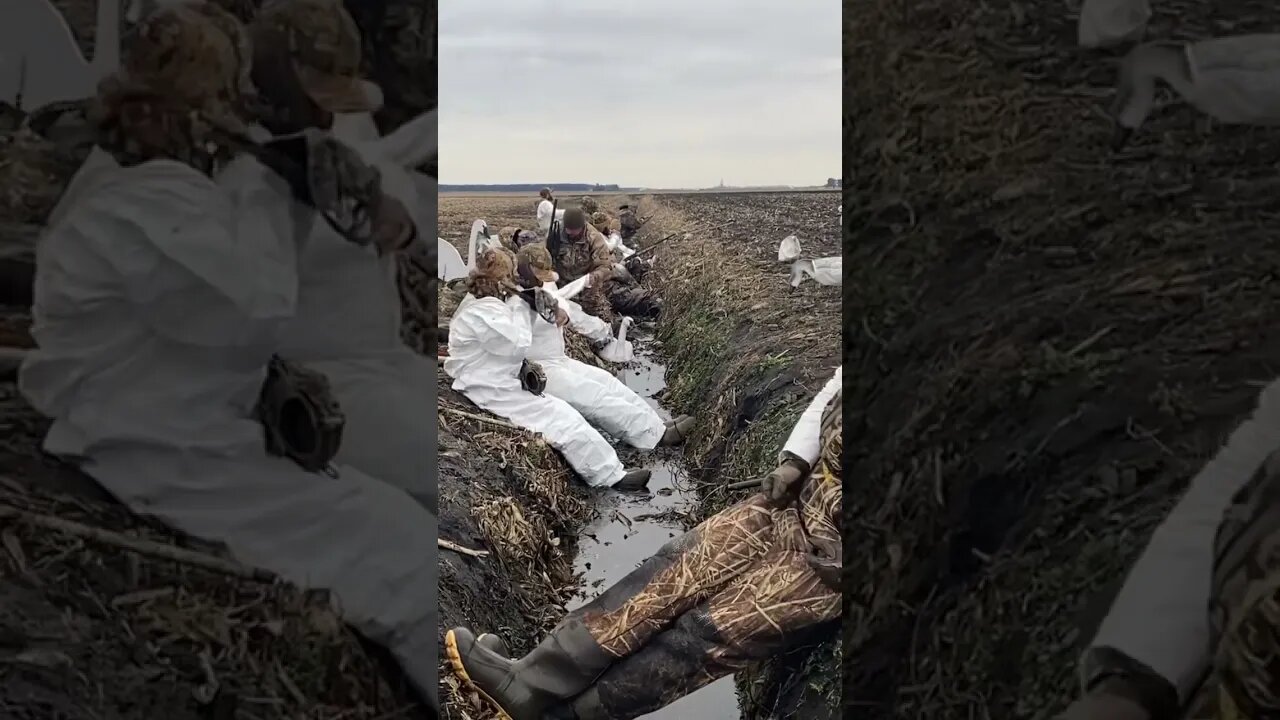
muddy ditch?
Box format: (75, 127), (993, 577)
(436, 191), (841, 719)
(641, 193), (842, 720)
(567, 333), (742, 719)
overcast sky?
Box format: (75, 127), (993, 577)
(438, 1), (841, 188)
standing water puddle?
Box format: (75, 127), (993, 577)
(569, 336), (743, 720)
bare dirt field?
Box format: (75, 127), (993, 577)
(847, 0), (1280, 717)
(437, 190), (841, 719)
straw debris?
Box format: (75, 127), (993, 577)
(847, 0), (1280, 716)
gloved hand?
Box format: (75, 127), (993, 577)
(531, 287), (562, 325)
(1054, 691), (1150, 720)
(761, 455), (811, 506)
(806, 547), (841, 592)
(370, 193), (416, 256)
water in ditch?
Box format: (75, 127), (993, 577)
(569, 334), (743, 720)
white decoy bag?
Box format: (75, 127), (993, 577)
(778, 234), (803, 262)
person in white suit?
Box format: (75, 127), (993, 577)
(512, 243), (693, 449)
(242, 0), (437, 511)
(18, 5), (440, 711)
(444, 248), (652, 491)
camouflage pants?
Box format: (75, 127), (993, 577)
(577, 285), (616, 327)
(606, 282), (661, 318)
(571, 474), (841, 719)
(1206, 451), (1280, 719)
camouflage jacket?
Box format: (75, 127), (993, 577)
(549, 226), (614, 285)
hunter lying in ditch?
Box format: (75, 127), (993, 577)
(444, 364), (843, 720)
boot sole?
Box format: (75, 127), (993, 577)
(444, 629), (514, 720)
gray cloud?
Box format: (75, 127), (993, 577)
(439, 0), (840, 187)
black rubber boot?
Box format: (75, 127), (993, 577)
(444, 620), (614, 720)
(658, 415), (695, 447)
(477, 633), (509, 657)
(613, 468), (651, 491)
(546, 686), (606, 720)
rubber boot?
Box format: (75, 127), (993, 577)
(658, 415), (695, 447)
(546, 686), (606, 720)
(477, 633), (508, 657)
(445, 620), (614, 720)
(613, 468), (651, 491)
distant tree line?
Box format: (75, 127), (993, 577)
(439, 183), (624, 193)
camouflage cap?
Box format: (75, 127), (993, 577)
(473, 247), (516, 280)
(563, 208), (587, 230)
(117, 2), (251, 127)
(252, 0), (383, 113)
(92, 3), (251, 173)
(580, 195), (599, 213)
(516, 243), (558, 284)
(590, 211), (611, 232)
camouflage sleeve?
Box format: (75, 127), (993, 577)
(588, 230), (614, 282)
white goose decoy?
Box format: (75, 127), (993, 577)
(438, 237), (466, 281)
(788, 257), (843, 288)
(777, 234), (842, 289)
(597, 316), (634, 364)
(438, 219), (503, 281)
(1, 0), (123, 111)
(469, 219), (503, 262)
(1111, 35), (1280, 150)
(1078, 0), (1151, 49)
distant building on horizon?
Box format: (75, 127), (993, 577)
(826, 177), (842, 188)
(439, 182), (621, 193)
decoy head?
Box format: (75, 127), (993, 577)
(1109, 56), (1147, 152)
(1110, 125), (1135, 152)
(1109, 42), (1188, 153)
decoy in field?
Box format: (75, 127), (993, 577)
(1111, 35), (1280, 150)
